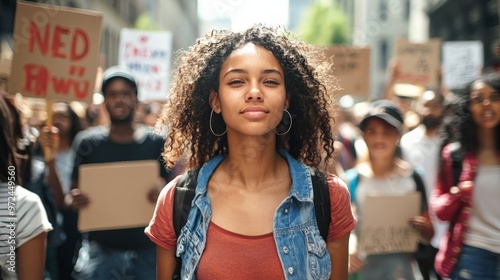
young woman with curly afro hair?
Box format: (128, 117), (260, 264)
(145, 25), (356, 280)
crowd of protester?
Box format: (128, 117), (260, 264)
(1, 24), (499, 280)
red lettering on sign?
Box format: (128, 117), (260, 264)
(27, 22), (89, 61)
(21, 64), (90, 100)
(51, 76), (72, 94)
(399, 72), (429, 84)
(52, 25), (70, 58)
(71, 29), (89, 61)
(28, 22), (49, 55)
(73, 80), (89, 99)
(23, 64), (49, 97)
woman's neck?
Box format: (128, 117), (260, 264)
(477, 126), (499, 165)
(223, 134), (285, 190)
(477, 126), (497, 151)
(370, 157), (396, 177)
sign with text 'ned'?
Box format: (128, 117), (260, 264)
(119, 29), (173, 102)
(9, 2), (102, 104)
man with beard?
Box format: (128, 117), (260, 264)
(401, 89), (447, 280)
(66, 66), (170, 280)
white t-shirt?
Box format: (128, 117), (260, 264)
(0, 184), (53, 279)
(465, 165), (500, 253)
(401, 125), (448, 248)
(353, 163), (421, 280)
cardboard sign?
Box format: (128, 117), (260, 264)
(359, 192), (421, 255)
(118, 29), (173, 101)
(442, 41), (483, 90)
(78, 160), (159, 232)
(9, 2), (102, 104)
(325, 46), (371, 98)
(395, 39), (441, 87)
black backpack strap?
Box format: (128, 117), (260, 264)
(310, 167), (331, 242)
(172, 167), (200, 280)
(411, 170), (428, 213)
(173, 168), (200, 237)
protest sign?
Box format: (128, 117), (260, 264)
(78, 160), (159, 232)
(325, 46), (371, 98)
(442, 41), (483, 90)
(359, 192), (421, 255)
(395, 39), (441, 87)
(119, 29), (173, 101)
(9, 2), (102, 104)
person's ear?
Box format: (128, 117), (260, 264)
(209, 90), (221, 113)
(284, 95), (289, 110)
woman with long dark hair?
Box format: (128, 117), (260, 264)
(432, 73), (500, 279)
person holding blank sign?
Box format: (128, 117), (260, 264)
(66, 66), (171, 280)
(345, 100), (434, 280)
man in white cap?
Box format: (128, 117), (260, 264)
(67, 66), (170, 280)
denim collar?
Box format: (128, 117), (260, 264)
(193, 149), (313, 203)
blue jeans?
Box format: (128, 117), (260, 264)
(73, 240), (156, 280)
(449, 245), (500, 280)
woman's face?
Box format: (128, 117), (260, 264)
(362, 118), (401, 160)
(211, 43), (288, 137)
(469, 80), (500, 129)
(52, 103), (71, 137)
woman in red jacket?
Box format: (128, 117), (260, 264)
(432, 73), (500, 279)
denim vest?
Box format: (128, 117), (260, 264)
(176, 150), (331, 279)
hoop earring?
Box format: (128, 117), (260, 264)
(210, 109), (227, 136)
(275, 110), (292, 135)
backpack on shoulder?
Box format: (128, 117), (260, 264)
(172, 166), (331, 279)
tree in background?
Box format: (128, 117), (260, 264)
(134, 12), (162, 30)
(298, 1), (350, 46)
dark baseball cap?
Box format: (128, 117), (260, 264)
(359, 100), (404, 132)
(101, 66), (138, 95)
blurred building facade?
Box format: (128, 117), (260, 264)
(351, 0), (411, 99)
(71, 0), (198, 69)
(145, 0), (198, 52)
(288, 0), (410, 99)
(426, 0), (500, 72)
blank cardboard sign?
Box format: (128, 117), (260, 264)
(78, 160), (158, 232)
(359, 192), (421, 255)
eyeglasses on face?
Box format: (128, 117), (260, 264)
(470, 91), (500, 105)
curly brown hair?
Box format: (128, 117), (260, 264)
(157, 25), (337, 169)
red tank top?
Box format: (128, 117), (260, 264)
(197, 222), (285, 280)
